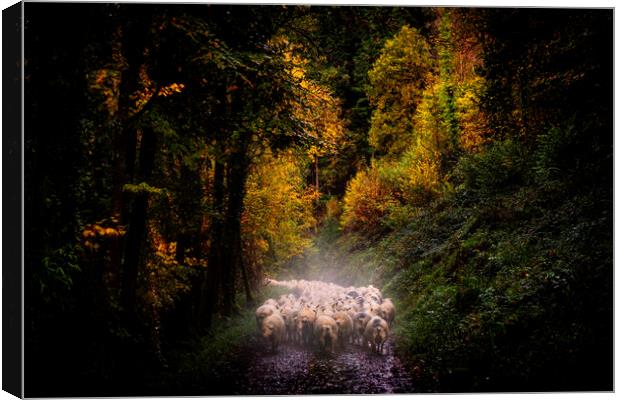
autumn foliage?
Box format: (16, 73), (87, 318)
(24, 4), (611, 395)
(342, 13), (489, 234)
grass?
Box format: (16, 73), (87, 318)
(174, 309), (256, 380)
(160, 284), (295, 393)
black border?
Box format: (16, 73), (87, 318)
(2, 1), (23, 398)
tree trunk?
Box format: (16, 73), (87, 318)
(315, 155), (319, 233)
(120, 126), (157, 322)
(315, 155), (320, 204)
(175, 232), (187, 264)
(198, 158), (225, 331)
(109, 20), (148, 296)
(239, 241), (254, 306)
(221, 146), (248, 316)
(175, 164), (202, 264)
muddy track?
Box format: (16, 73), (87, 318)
(235, 336), (415, 395)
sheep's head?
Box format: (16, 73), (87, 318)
(322, 325), (334, 339)
(262, 323), (275, 338)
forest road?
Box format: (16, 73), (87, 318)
(230, 336), (415, 395)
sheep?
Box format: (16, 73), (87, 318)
(279, 306), (293, 340)
(316, 303), (334, 317)
(280, 306), (300, 343)
(278, 294), (296, 306)
(379, 298), (395, 327)
(353, 311), (372, 345)
(262, 313), (286, 353)
(355, 296), (365, 309)
(255, 304), (278, 331)
(314, 315), (339, 353)
(263, 298), (280, 310)
(363, 316), (389, 354)
(298, 306), (317, 346)
(287, 309), (300, 343)
(365, 301), (382, 317)
(333, 311), (354, 346)
(255, 279), (392, 354)
(343, 304), (357, 321)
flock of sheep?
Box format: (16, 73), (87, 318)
(256, 279), (395, 355)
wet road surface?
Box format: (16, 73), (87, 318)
(236, 337), (415, 395)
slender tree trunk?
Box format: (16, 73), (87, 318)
(108, 124), (139, 292)
(109, 20), (147, 295)
(175, 232), (187, 264)
(239, 249), (254, 306)
(174, 164), (202, 264)
(198, 158), (225, 331)
(120, 126), (157, 321)
(315, 155), (320, 233)
(315, 155), (320, 203)
(221, 145), (248, 316)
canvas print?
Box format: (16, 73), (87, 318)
(23, 3), (612, 396)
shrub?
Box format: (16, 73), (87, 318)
(533, 124), (578, 180)
(455, 139), (529, 195)
(340, 164), (399, 235)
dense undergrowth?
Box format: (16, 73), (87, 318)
(306, 133), (612, 392)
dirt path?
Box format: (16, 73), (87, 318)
(234, 336), (415, 395)
(191, 278), (418, 395)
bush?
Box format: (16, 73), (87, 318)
(455, 139), (529, 195)
(533, 124), (578, 181)
(341, 144), (446, 235)
(340, 164), (400, 235)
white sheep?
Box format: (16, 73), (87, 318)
(314, 315), (339, 353)
(363, 316), (389, 354)
(333, 311), (354, 346)
(262, 313), (286, 352)
(379, 298), (395, 327)
(255, 304), (279, 331)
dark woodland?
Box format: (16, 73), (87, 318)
(23, 4), (612, 395)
